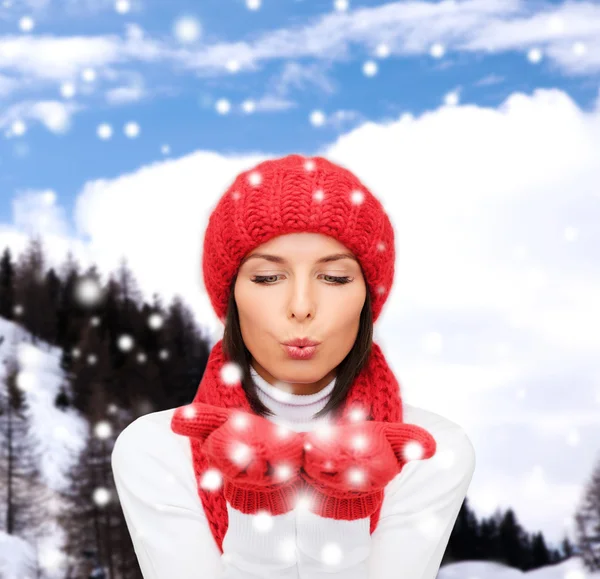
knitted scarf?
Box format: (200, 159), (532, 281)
(175, 336), (415, 555)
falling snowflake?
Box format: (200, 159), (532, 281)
(333, 0), (348, 11)
(363, 60), (378, 76)
(97, 123), (113, 140)
(200, 468), (223, 491)
(403, 440), (425, 461)
(375, 43), (390, 58)
(430, 43), (445, 58)
(19, 16), (35, 32)
(147, 312), (164, 329)
(310, 110), (326, 127)
(94, 420), (112, 439)
(527, 48), (542, 63)
(572, 42), (586, 56)
(226, 59), (240, 72)
(75, 277), (103, 305)
(241, 99), (256, 113)
(350, 189), (364, 204)
(124, 121), (140, 138)
(117, 334), (134, 351)
(60, 82), (76, 98)
(161, 144), (171, 154)
(81, 68), (96, 82)
(547, 14), (564, 34)
(16, 371), (35, 392)
(246, 0), (261, 10)
(313, 189), (324, 202)
(444, 91), (459, 106)
(253, 511), (274, 532)
(230, 442), (253, 466)
(115, 0), (130, 13)
(11, 119), (26, 136)
(221, 361), (243, 385)
(93, 487), (111, 507)
(321, 542), (343, 565)
(247, 171), (262, 186)
(216, 98), (231, 114)
(173, 16), (202, 43)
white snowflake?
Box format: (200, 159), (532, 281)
(11, 119), (26, 136)
(226, 59), (240, 72)
(94, 420), (112, 439)
(117, 334), (134, 351)
(115, 0), (130, 13)
(148, 312), (164, 329)
(242, 99), (256, 113)
(350, 189), (364, 204)
(60, 82), (76, 99)
(124, 121), (140, 138)
(247, 171), (262, 186)
(430, 43), (445, 58)
(19, 16), (35, 32)
(253, 511), (274, 532)
(97, 123), (113, 140)
(173, 16), (202, 43)
(363, 60), (378, 77)
(93, 487), (111, 507)
(572, 42), (586, 56)
(375, 43), (390, 58)
(200, 468), (223, 491)
(81, 68), (96, 82)
(310, 110), (326, 127)
(527, 48), (543, 63)
(216, 98), (231, 114)
(321, 542), (343, 565)
(221, 361), (243, 385)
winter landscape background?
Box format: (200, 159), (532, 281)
(1, 0), (600, 577)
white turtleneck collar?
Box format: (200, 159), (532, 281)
(248, 364), (336, 431)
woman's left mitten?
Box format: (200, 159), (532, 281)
(300, 420), (437, 520)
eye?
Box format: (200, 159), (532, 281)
(251, 275), (353, 285)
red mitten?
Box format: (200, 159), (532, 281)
(171, 403), (305, 515)
(299, 420), (437, 520)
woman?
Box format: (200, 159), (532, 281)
(111, 154), (476, 578)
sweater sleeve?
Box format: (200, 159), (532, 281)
(111, 409), (225, 579)
(367, 408), (477, 579)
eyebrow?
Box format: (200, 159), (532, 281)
(240, 252), (358, 266)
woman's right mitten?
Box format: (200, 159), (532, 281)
(171, 402), (305, 515)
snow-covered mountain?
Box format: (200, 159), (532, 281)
(0, 317), (90, 579)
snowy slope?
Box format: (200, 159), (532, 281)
(0, 317), (90, 578)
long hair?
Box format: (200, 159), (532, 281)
(221, 271), (373, 421)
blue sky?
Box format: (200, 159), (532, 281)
(1, 0), (600, 549)
(1, 0), (599, 223)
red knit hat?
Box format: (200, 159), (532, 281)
(201, 153), (396, 325)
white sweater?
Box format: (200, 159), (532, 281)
(111, 366), (476, 579)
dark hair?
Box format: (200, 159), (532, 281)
(221, 271), (373, 421)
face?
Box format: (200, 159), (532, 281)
(234, 232), (367, 395)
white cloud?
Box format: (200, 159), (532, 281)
(1, 0), (600, 117)
(1, 86), (600, 545)
(105, 82), (145, 104)
(0, 99), (81, 135)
